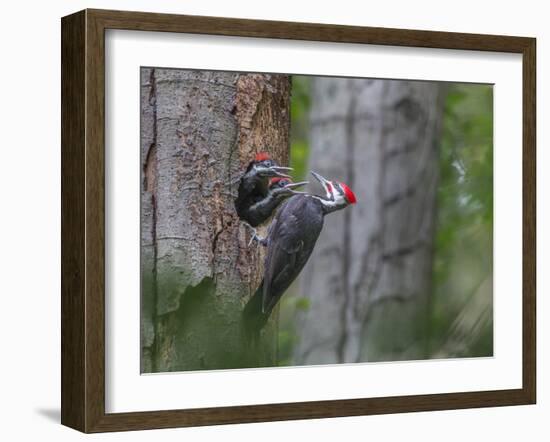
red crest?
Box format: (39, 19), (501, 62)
(255, 152), (270, 162)
(269, 177), (290, 186)
(340, 183), (357, 204)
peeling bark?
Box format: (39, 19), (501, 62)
(294, 79), (444, 364)
(141, 69), (290, 372)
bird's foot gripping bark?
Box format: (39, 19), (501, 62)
(244, 223), (267, 247)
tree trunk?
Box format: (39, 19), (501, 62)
(294, 78), (444, 364)
(141, 68), (290, 372)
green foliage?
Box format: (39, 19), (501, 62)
(294, 297), (311, 311)
(276, 292), (311, 366)
(289, 76), (311, 181)
(290, 76), (311, 121)
(277, 330), (298, 366)
(430, 83), (494, 357)
(290, 141), (310, 183)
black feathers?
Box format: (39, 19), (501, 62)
(243, 196), (325, 332)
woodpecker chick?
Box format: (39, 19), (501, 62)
(234, 152), (294, 227)
(243, 171), (356, 331)
(245, 176), (308, 233)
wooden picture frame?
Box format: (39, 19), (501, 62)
(61, 8), (536, 433)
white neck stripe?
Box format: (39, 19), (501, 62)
(308, 194), (341, 209)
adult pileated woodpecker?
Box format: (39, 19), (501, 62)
(243, 171), (357, 332)
(234, 152), (304, 227)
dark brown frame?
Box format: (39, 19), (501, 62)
(61, 8), (536, 433)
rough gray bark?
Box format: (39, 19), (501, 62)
(141, 68), (290, 372)
(294, 78), (444, 364)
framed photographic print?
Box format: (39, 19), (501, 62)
(61, 9), (536, 433)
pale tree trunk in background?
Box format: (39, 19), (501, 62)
(295, 79), (444, 364)
(141, 69), (290, 372)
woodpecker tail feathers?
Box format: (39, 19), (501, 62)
(242, 281), (270, 335)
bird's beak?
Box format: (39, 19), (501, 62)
(271, 166), (293, 178)
(284, 181), (308, 189)
(311, 171), (331, 193)
(257, 165), (293, 179)
(284, 180), (309, 194)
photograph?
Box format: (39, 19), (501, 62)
(140, 68), (493, 373)
(0, 0), (541, 437)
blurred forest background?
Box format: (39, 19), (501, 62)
(279, 76), (493, 365)
(140, 69), (492, 373)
